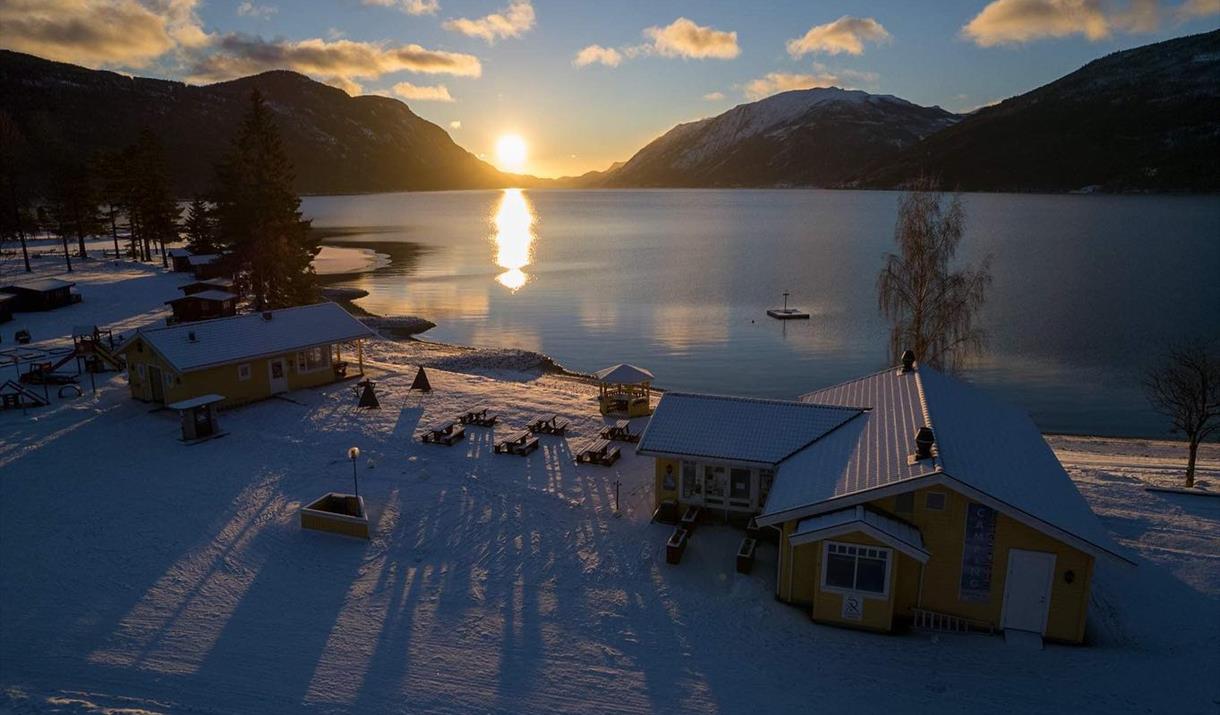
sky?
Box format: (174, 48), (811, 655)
(1, 0), (1218, 177)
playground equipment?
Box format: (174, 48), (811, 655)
(17, 325), (123, 385)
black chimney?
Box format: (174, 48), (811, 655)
(900, 350), (916, 373)
(914, 426), (935, 460)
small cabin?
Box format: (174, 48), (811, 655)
(168, 248), (193, 272)
(187, 254), (226, 280)
(165, 290), (238, 324)
(179, 278), (236, 297)
(119, 302), (375, 409)
(0, 277), (78, 311)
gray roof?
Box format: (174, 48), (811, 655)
(636, 392), (863, 466)
(187, 254), (221, 266)
(180, 278), (234, 290)
(595, 363), (654, 384)
(168, 248), (192, 257)
(2, 277), (76, 292)
(130, 302), (374, 373)
(168, 394), (225, 410)
(166, 290), (237, 304)
(792, 505), (929, 562)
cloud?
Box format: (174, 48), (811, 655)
(186, 35), (482, 83)
(236, 1), (277, 18)
(391, 80), (454, 102)
(0, 0), (207, 68)
(363, 0), (439, 15)
(742, 71), (841, 100)
(960, 0), (1210, 46)
(573, 44), (622, 67)
(703, 91), (726, 100)
(787, 16), (891, 56)
(449, 120), (462, 129)
(643, 17), (740, 59)
(324, 75), (362, 95)
(443, 0), (534, 43)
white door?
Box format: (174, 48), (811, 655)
(268, 357), (288, 394)
(1002, 549), (1056, 634)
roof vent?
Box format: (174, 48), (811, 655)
(187, 330), (197, 343)
(262, 311), (273, 321)
(900, 349), (916, 373)
(914, 426), (935, 460)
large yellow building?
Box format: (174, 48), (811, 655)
(119, 302), (374, 409)
(638, 356), (1129, 644)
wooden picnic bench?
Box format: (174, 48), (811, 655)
(420, 419), (465, 446)
(600, 419), (640, 443)
(527, 415), (568, 436)
(457, 406), (498, 427)
(494, 430), (539, 456)
(575, 438), (621, 466)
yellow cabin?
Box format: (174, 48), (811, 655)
(638, 357), (1130, 644)
(118, 302), (374, 410)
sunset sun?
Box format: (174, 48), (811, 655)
(495, 133), (527, 172)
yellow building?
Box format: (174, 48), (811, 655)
(119, 302), (374, 409)
(638, 355), (1130, 644)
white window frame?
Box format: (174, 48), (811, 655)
(296, 345), (330, 374)
(237, 363), (252, 381)
(820, 541), (893, 599)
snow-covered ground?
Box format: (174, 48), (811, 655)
(1, 257), (1218, 715)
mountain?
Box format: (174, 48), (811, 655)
(597, 88), (959, 188)
(860, 30), (1220, 192)
(0, 50), (525, 195)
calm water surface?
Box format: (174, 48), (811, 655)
(303, 189), (1220, 438)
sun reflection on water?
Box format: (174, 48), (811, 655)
(492, 188), (536, 291)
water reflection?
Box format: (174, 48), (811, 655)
(491, 189), (536, 291)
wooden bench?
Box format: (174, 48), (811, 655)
(666, 527), (688, 564)
(736, 537), (757, 574)
(600, 419), (640, 443)
(420, 420), (465, 446)
(495, 430), (539, 456)
(575, 438), (621, 466)
(458, 406), (498, 427)
(527, 415), (568, 436)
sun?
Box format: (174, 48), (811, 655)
(495, 134), (527, 173)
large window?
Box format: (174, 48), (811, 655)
(730, 468), (751, 502)
(297, 346), (330, 372)
(681, 461), (700, 499)
(822, 542), (891, 597)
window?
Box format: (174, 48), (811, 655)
(662, 463), (676, 492)
(759, 469), (775, 505)
(297, 346), (330, 372)
(703, 465), (726, 504)
(137, 363), (146, 378)
(730, 468), (751, 500)
(895, 492), (915, 513)
(925, 491), (947, 511)
(822, 542), (891, 597)
(681, 461), (700, 499)
(237, 363), (252, 381)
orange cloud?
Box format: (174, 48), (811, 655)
(742, 71), (840, 100)
(573, 45), (623, 67)
(644, 17), (740, 59)
(787, 16), (891, 57)
(961, 0), (1207, 46)
(391, 81), (455, 102)
(443, 0), (534, 43)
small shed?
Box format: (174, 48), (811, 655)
(168, 393), (225, 442)
(0, 278), (78, 311)
(596, 363), (654, 417)
(0, 293), (14, 323)
(179, 277), (235, 296)
(165, 290), (238, 324)
(187, 254), (226, 280)
(168, 248), (193, 272)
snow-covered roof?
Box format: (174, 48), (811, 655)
(2, 277), (76, 292)
(0, 293), (14, 302)
(187, 254), (221, 266)
(595, 363), (654, 384)
(180, 278), (234, 290)
(166, 290), (237, 304)
(637, 392), (863, 466)
(758, 363), (1129, 562)
(168, 394), (225, 410)
(168, 248), (192, 257)
(791, 505), (929, 562)
(129, 302), (374, 373)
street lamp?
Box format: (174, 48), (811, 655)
(348, 446), (360, 499)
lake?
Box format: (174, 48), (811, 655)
(304, 189), (1220, 438)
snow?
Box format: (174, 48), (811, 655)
(2, 259), (1219, 714)
(313, 245), (391, 276)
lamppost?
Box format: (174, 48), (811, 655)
(348, 446), (360, 499)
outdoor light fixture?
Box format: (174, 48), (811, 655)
(348, 446), (360, 498)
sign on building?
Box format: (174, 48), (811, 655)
(960, 502), (996, 602)
(841, 593), (863, 620)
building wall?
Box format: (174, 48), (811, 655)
(654, 457), (680, 508)
(776, 484), (1095, 643)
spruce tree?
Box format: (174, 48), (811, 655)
(212, 90), (319, 309)
(132, 129), (179, 267)
(182, 197), (217, 254)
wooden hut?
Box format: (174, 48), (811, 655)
(187, 254), (226, 279)
(168, 248), (193, 272)
(168, 393), (225, 442)
(179, 277), (236, 297)
(165, 290), (238, 324)
(596, 363), (654, 417)
(0, 277), (78, 311)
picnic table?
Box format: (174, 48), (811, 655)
(420, 419), (465, 446)
(600, 419), (639, 443)
(527, 415), (568, 436)
(495, 430), (540, 456)
(458, 406), (498, 427)
(575, 438), (621, 466)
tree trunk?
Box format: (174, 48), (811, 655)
(110, 206), (119, 259)
(159, 237), (168, 268)
(8, 185), (31, 272)
(1185, 439), (1199, 489)
(59, 223), (73, 272)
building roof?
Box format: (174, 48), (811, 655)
(595, 363), (655, 384)
(168, 394), (225, 410)
(168, 248), (192, 258)
(637, 392), (864, 466)
(2, 277), (76, 292)
(126, 302), (374, 373)
(187, 254), (221, 266)
(0, 293), (15, 303)
(165, 290), (237, 304)
(757, 363), (1129, 562)
(791, 505), (929, 562)
(180, 278), (234, 291)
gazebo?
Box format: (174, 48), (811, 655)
(595, 363), (654, 417)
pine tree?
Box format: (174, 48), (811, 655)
(0, 111), (32, 272)
(212, 90), (319, 309)
(131, 129), (179, 267)
(182, 197), (217, 254)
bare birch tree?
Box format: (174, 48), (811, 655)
(1143, 338), (1219, 488)
(877, 178), (991, 370)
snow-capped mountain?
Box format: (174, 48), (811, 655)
(600, 87), (959, 188)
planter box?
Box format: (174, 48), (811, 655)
(680, 505), (701, 534)
(301, 492), (369, 539)
(666, 527), (688, 564)
(736, 537), (757, 574)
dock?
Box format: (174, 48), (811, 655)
(767, 291), (810, 320)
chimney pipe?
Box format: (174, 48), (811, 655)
(914, 426), (935, 460)
(900, 350), (916, 373)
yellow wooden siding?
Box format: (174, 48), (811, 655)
(806, 532), (897, 632)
